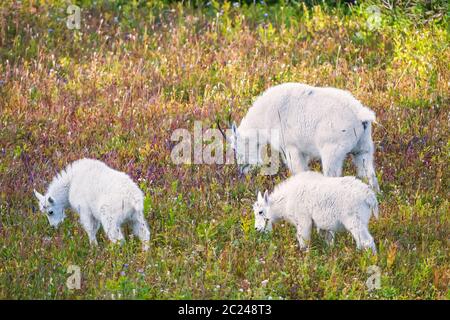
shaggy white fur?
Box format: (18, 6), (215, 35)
(253, 171), (379, 254)
(231, 83), (380, 191)
(34, 158), (150, 250)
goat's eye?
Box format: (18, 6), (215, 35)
(48, 210), (54, 216)
(258, 210), (263, 215)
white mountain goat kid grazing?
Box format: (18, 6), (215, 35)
(253, 172), (379, 254)
(33, 158), (150, 250)
(229, 83), (380, 191)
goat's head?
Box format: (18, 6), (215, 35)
(33, 189), (65, 228)
(253, 190), (273, 233)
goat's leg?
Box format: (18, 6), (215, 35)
(105, 224), (125, 244)
(131, 211), (151, 251)
(295, 218), (313, 251)
(284, 145), (309, 174)
(320, 145), (346, 177)
(79, 210), (99, 246)
(99, 208), (125, 245)
(342, 217), (362, 249)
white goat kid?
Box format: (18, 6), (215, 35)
(230, 83), (380, 192)
(253, 172), (379, 254)
(34, 158), (150, 250)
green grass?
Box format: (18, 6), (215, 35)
(0, 0), (449, 299)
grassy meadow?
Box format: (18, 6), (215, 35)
(0, 0), (449, 299)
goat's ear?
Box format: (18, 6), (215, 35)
(48, 196), (54, 204)
(257, 191), (263, 202)
(33, 189), (45, 203)
(263, 190), (269, 204)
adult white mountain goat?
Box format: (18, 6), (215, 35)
(228, 83), (380, 191)
(33, 158), (150, 250)
(253, 171), (379, 254)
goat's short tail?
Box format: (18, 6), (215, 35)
(365, 192), (379, 220)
